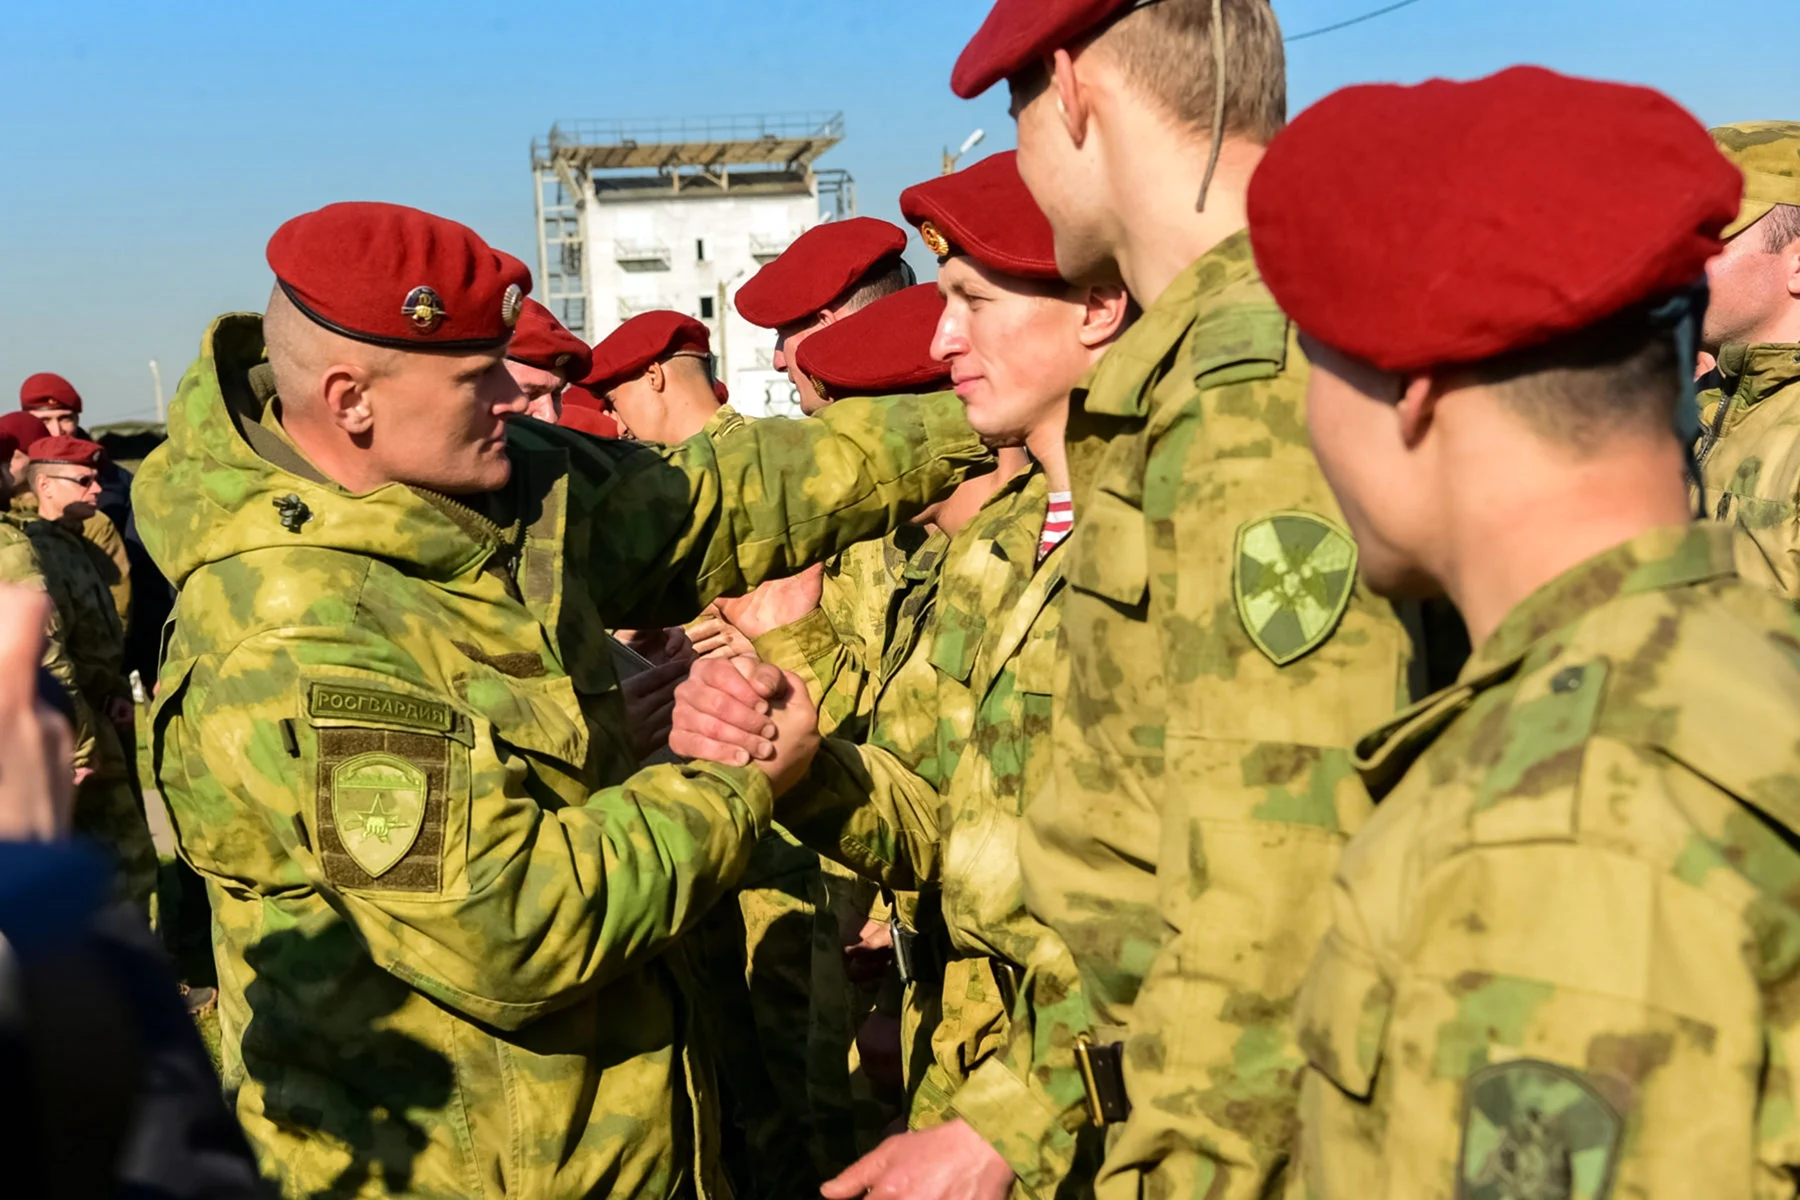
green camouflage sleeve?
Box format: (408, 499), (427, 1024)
(776, 739), (945, 893)
(172, 626), (777, 1031)
(570, 392), (988, 630)
(0, 529), (97, 768)
(753, 607), (870, 741)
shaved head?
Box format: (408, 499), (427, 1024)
(263, 286), (399, 417)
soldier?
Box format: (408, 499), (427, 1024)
(132, 200), (989, 1198)
(1240, 65), (1800, 1195)
(0, 411), (46, 492)
(1694, 121), (1800, 592)
(23, 436), (158, 909)
(504, 297), (592, 425)
(19, 372), (81, 439)
(949, 1), (1427, 1195)
(586, 310), (736, 444)
(684, 150), (1133, 1200)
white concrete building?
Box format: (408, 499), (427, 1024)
(532, 113), (855, 417)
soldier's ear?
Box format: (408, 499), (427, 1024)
(319, 364), (376, 436)
(1050, 49), (1090, 147)
(645, 361), (667, 395)
(1396, 374), (1440, 450)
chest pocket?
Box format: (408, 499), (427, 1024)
(1294, 931), (1394, 1101)
(1065, 486), (1148, 610)
(1012, 622), (1059, 697)
(930, 606), (986, 685)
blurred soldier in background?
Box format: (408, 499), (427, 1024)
(586, 310), (737, 445)
(504, 297), (592, 424)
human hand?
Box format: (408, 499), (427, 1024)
(670, 658), (820, 794)
(713, 564), (826, 641)
(0, 587), (76, 841)
(620, 657), (690, 763)
(819, 1120), (1015, 1200)
(618, 626), (695, 668)
(843, 918), (895, 987)
(108, 694), (134, 727)
(686, 613), (757, 660)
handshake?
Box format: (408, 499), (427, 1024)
(669, 656), (822, 797)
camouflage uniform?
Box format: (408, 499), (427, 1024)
(1289, 523), (1800, 1196)
(0, 511), (94, 763)
(135, 313), (988, 1199)
(10, 490), (129, 622)
(26, 512), (157, 907)
(782, 465), (1101, 1195)
(1021, 232), (1419, 1199)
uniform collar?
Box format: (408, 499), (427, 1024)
(1714, 341), (1800, 425)
(1354, 524), (1735, 800)
(1075, 229), (1257, 420)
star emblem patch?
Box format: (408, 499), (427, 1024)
(330, 751), (426, 878)
(1233, 511), (1357, 666)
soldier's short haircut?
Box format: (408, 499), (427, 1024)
(264, 286), (400, 409)
(1093, 0), (1288, 144)
(836, 258), (918, 316)
(1762, 203), (1800, 254)
(1469, 306), (1681, 454)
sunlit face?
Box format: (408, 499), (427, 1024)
(1703, 212), (1800, 352)
(32, 407), (78, 438)
(932, 256), (1087, 447)
(31, 461), (102, 523)
(773, 315), (832, 414)
(505, 360), (567, 425)
(367, 347), (525, 494)
(1010, 71), (1119, 287)
(1300, 334), (1437, 599)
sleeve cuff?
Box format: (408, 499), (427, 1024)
(682, 759), (775, 839)
(951, 1055), (1078, 1195)
(751, 607), (840, 691)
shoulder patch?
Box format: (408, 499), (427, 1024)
(1234, 511), (1357, 666)
(309, 682), (452, 733)
(1459, 1059), (1621, 1200)
(316, 728), (447, 891)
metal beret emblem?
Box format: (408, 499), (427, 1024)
(402, 286), (449, 333)
(812, 375), (831, 404)
(919, 220), (951, 257)
(501, 284), (524, 328)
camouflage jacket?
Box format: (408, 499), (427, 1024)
(1697, 341), (1800, 596)
(136, 313), (989, 1200)
(27, 514), (130, 776)
(10, 491), (130, 623)
(781, 467), (1091, 1194)
(1290, 523), (1800, 1198)
(0, 513), (95, 768)
(1023, 233), (1418, 1200)
(810, 523), (943, 742)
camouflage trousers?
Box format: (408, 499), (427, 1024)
(75, 772), (158, 913)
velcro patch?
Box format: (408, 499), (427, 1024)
(1234, 511), (1357, 666)
(1458, 1059), (1621, 1200)
(316, 727), (448, 892)
(308, 682), (452, 733)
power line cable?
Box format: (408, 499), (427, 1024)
(1285, 0), (1428, 42)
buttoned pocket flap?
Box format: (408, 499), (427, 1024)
(1294, 932), (1393, 1101)
(1065, 489), (1148, 609)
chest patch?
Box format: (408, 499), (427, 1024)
(1234, 511), (1357, 666)
(316, 729), (448, 891)
(1458, 1059), (1621, 1200)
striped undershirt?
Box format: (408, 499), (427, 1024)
(1039, 491), (1074, 561)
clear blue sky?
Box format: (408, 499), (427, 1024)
(4, 0), (1794, 424)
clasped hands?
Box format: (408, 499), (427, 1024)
(668, 655), (821, 796)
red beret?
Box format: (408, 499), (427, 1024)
(0, 412), (49, 455)
(507, 299), (593, 382)
(735, 218), (909, 329)
(558, 404), (622, 439)
(20, 373), (81, 414)
(713, 379), (730, 405)
(27, 436), (105, 468)
(584, 311), (712, 394)
(953, 0), (1131, 99)
(795, 284), (950, 402)
(901, 152), (1060, 280)
(267, 201), (532, 351)
(1248, 66), (1742, 374)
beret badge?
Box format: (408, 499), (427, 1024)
(919, 221), (951, 257)
(402, 286), (449, 333)
(501, 284), (524, 328)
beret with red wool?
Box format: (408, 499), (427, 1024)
(901, 151), (1060, 280)
(20, 373), (81, 414)
(1247, 66), (1742, 375)
(558, 404), (622, 440)
(796, 284), (950, 402)
(953, 0), (1132, 99)
(507, 299), (593, 381)
(27, 436), (105, 468)
(584, 311), (712, 395)
(735, 218), (909, 329)
(0, 412), (49, 455)
(267, 201), (532, 351)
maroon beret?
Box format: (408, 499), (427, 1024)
(558, 403), (622, 439)
(27, 436), (105, 468)
(0, 412), (49, 455)
(713, 379), (730, 405)
(267, 201), (532, 351)
(796, 284), (950, 402)
(20, 373), (81, 415)
(1248, 66), (1742, 374)
(735, 218), (909, 329)
(507, 299), (593, 382)
(584, 311), (712, 394)
(901, 152), (1060, 280)
(953, 0), (1132, 99)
